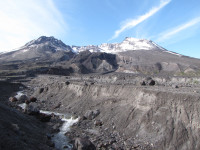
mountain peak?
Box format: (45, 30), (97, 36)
(124, 37), (151, 42)
(124, 37), (142, 42)
(98, 37), (159, 53)
(24, 36), (67, 48)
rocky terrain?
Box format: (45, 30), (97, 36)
(1, 73), (197, 150)
(1, 36), (200, 150)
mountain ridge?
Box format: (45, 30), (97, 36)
(0, 36), (181, 56)
(0, 36), (200, 76)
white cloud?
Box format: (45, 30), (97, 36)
(156, 17), (200, 42)
(0, 0), (68, 52)
(109, 0), (171, 41)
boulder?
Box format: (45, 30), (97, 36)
(65, 81), (70, 85)
(141, 77), (156, 86)
(84, 109), (100, 120)
(25, 103), (40, 115)
(30, 97), (37, 102)
(172, 85), (179, 88)
(53, 103), (61, 109)
(94, 120), (103, 126)
(17, 94), (28, 103)
(25, 100), (30, 104)
(148, 79), (156, 86)
(39, 88), (44, 94)
(11, 123), (20, 132)
(37, 113), (51, 122)
(74, 138), (96, 150)
(46, 140), (55, 147)
(140, 81), (146, 86)
(9, 97), (17, 102)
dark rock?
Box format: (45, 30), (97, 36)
(74, 138), (96, 150)
(172, 85), (179, 88)
(97, 143), (103, 148)
(94, 120), (103, 126)
(93, 110), (100, 116)
(53, 103), (61, 109)
(46, 133), (52, 140)
(25, 100), (30, 104)
(30, 96), (37, 102)
(11, 123), (20, 132)
(66, 81), (70, 85)
(148, 79), (156, 86)
(140, 81), (146, 86)
(52, 123), (61, 131)
(90, 82), (95, 85)
(37, 113), (51, 122)
(17, 94), (28, 103)
(84, 82), (88, 86)
(46, 140), (55, 147)
(63, 145), (69, 149)
(39, 88), (44, 94)
(84, 109), (100, 120)
(25, 103), (40, 115)
(80, 116), (87, 121)
(9, 97), (17, 102)
(142, 77), (156, 86)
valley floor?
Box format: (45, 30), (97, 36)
(2, 73), (200, 150)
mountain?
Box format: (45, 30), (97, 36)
(1, 36), (200, 76)
(0, 36), (74, 63)
(111, 38), (200, 75)
(72, 37), (168, 53)
(72, 37), (200, 75)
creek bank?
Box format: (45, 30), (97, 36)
(40, 110), (79, 150)
(28, 75), (200, 150)
(18, 102), (79, 150)
(0, 103), (55, 150)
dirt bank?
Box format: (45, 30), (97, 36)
(27, 75), (200, 150)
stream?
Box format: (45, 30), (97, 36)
(17, 92), (79, 150)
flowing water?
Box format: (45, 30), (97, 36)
(40, 110), (79, 150)
(17, 92), (79, 150)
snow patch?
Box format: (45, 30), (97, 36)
(15, 91), (24, 99)
(22, 49), (28, 53)
(18, 103), (27, 110)
(165, 51), (182, 56)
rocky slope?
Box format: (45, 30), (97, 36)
(0, 103), (55, 150)
(0, 81), (58, 150)
(23, 75), (200, 150)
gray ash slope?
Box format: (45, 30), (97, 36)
(30, 74), (200, 150)
(1, 36), (200, 76)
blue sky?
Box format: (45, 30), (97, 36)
(0, 0), (200, 58)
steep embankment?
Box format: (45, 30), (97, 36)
(0, 103), (54, 150)
(30, 75), (200, 150)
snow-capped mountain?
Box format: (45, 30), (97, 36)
(71, 37), (179, 55)
(13, 36), (73, 55)
(1, 36), (200, 76)
(23, 36), (72, 52)
(99, 37), (161, 53)
(72, 45), (101, 53)
(0, 36), (74, 63)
